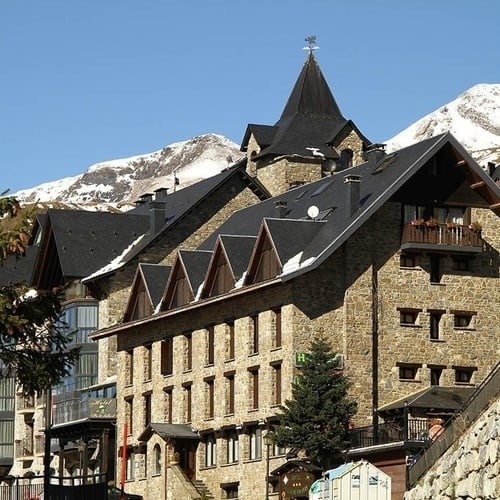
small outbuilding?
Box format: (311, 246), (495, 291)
(309, 460), (391, 500)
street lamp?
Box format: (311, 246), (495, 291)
(262, 432), (272, 500)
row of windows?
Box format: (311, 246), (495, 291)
(125, 310), (283, 384)
(203, 427), (286, 467)
(398, 308), (476, 339)
(124, 363), (282, 434)
(397, 363), (477, 385)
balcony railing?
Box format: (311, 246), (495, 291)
(15, 438), (34, 459)
(401, 222), (483, 251)
(17, 394), (35, 413)
(52, 397), (116, 426)
(348, 418), (429, 450)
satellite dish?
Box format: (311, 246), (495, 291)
(307, 205), (320, 219)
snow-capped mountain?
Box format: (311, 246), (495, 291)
(386, 83), (500, 167)
(14, 134), (242, 209)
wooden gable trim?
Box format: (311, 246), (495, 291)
(123, 266), (154, 322)
(160, 255), (194, 311)
(245, 223), (282, 285)
(201, 238), (236, 299)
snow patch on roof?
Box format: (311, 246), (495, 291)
(83, 233), (145, 281)
(234, 271), (247, 289)
(282, 252), (316, 276)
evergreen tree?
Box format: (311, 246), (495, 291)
(0, 195), (79, 395)
(271, 335), (357, 469)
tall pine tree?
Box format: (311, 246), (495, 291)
(0, 195), (79, 395)
(271, 335), (357, 469)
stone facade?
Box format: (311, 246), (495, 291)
(404, 397), (500, 500)
(108, 198), (499, 499)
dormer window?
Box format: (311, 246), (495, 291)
(339, 149), (353, 170)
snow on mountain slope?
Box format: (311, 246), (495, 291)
(14, 134), (242, 209)
(386, 84), (500, 167)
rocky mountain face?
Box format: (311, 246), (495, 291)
(386, 83), (500, 168)
(13, 84), (500, 210)
(14, 134), (242, 210)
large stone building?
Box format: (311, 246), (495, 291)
(1, 52), (499, 500)
(92, 56), (500, 499)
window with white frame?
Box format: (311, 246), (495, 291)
(205, 434), (217, 467)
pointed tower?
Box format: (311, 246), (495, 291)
(241, 52), (371, 196)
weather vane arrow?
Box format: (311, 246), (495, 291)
(303, 35), (319, 53)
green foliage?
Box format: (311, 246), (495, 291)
(0, 195), (79, 395)
(271, 335), (357, 469)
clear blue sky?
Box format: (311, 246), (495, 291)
(2, 1), (499, 193)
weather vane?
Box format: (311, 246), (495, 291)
(303, 35), (319, 53)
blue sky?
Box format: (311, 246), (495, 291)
(2, 1), (499, 193)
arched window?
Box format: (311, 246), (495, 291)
(153, 444), (162, 475)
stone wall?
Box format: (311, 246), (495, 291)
(404, 397), (500, 500)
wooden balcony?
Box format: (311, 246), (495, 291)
(401, 222), (484, 253)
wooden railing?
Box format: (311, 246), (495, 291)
(401, 222), (483, 249)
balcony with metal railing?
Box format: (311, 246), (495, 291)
(401, 221), (483, 252)
(15, 438), (34, 460)
(16, 394), (35, 414)
(52, 397), (117, 427)
(348, 417), (429, 451)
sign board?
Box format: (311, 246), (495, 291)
(280, 471), (316, 499)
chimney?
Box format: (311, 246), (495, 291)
(154, 187), (169, 201)
(139, 193), (154, 203)
(150, 199), (167, 234)
(344, 174), (361, 217)
(363, 143), (386, 164)
(274, 200), (288, 218)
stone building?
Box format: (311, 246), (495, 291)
(94, 122), (500, 499)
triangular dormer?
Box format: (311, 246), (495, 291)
(241, 52), (371, 196)
(123, 263), (171, 321)
(201, 235), (257, 298)
(246, 224), (282, 284)
(161, 250), (212, 310)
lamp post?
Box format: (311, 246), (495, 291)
(262, 432), (272, 500)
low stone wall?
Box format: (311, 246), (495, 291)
(405, 398), (499, 500)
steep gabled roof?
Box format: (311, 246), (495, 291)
(218, 235), (256, 281)
(33, 209), (147, 289)
(161, 250), (212, 309)
(83, 160), (270, 283)
(241, 53), (371, 160)
(123, 263), (171, 321)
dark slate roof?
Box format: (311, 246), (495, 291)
(264, 218), (325, 265)
(0, 245), (38, 286)
(241, 53), (370, 160)
(139, 263), (172, 309)
(84, 160), (270, 282)
(138, 423), (200, 442)
(377, 386), (475, 415)
(179, 250), (213, 296)
(38, 209), (148, 280)
(201, 133), (500, 282)
(219, 235), (256, 280)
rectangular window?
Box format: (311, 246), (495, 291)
(183, 383), (192, 423)
(398, 308), (421, 326)
(397, 363), (421, 381)
(400, 253), (416, 268)
(226, 431), (239, 464)
(164, 387), (173, 424)
(453, 312), (475, 328)
(222, 484), (239, 499)
(225, 372), (235, 415)
(144, 393), (152, 427)
(205, 377), (215, 419)
(271, 443), (286, 457)
(271, 362), (282, 405)
(429, 311), (443, 340)
(248, 367), (259, 410)
(454, 366), (476, 384)
(273, 308), (282, 348)
(250, 315), (259, 354)
(144, 345), (152, 381)
(249, 427), (262, 460)
(207, 326), (215, 365)
(161, 338), (173, 376)
(205, 434), (217, 467)
(226, 321), (235, 360)
(430, 255), (442, 283)
(430, 367), (443, 386)
(184, 332), (193, 371)
(126, 448), (135, 480)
